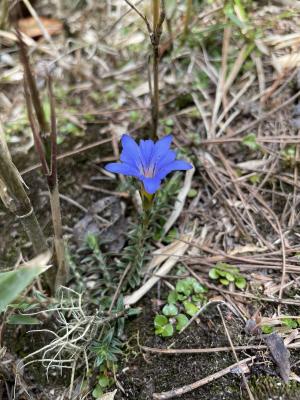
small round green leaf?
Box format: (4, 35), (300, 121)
(235, 276), (246, 290)
(219, 278), (229, 286)
(192, 281), (207, 293)
(162, 304), (178, 316)
(282, 318), (298, 329)
(161, 323), (174, 337)
(183, 301), (199, 317)
(225, 272), (235, 282)
(262, 325), (273, 334)
(154, 314), (168, 328)
(176, 314), (189, 331)
(176, 280), (192, 296)
(209, 268), (219, 279)
(98, 375), (110, 388)
(167, 290), (178, 304)
(92, 385), (103, 398)
(187, 189), (197, 198)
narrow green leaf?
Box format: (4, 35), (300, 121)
(0, 265), (50, 313)
(7, 314), (41, 325)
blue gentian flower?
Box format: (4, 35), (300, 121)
(105, 134), (192, 194)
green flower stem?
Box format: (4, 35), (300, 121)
(121, 190), (155, 289)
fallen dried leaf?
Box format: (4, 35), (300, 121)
(264, 332), (290, 382)
(18, 17), (63, 38)
(98, 390), (117, 400)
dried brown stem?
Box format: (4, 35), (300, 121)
(141, 342), (300, 355)
(47, 76), (68, 289)
(151, 0), (165, 139)
(18, 30), (49, 137)
(18, 33), (68, 291)
(124, 0), (165, 139)
(0, 138), (48, 256)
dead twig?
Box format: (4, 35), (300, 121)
(141, 342), (300, 355)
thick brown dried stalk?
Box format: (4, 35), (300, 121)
(0, 126), (48, 257)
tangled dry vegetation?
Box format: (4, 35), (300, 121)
(1, 0), (300, 399)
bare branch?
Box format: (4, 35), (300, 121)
(123, 0), (151, 32)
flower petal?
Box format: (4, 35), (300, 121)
(156, 160), (193, 180)
(153, 135), (173, 163)
(105, 162), (141, 177)
(142, 176), (161, 194)
(120, 134), (142, 168)
(156, 150), (176, 170)
(139, 139), (155, 167)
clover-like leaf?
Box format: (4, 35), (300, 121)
(92, 385), (103, 398)
(235, 276), (246, 290)
(262, 325), (273, 334)
(209, 268), (219, 280)
(161, 324), (174, 337)
(242, 133), (260, 151)
(162, 304), (178, 316)
(167, 290), (178, 304)
(176, 279), (193, 296)
(192, 294), (206, 304)
(176, 314), (189, 331)
(154, 314), (168, 329)
(192, 281), (207, 294)
(225, 272), (235, 282)
(282, 318), (298, 329)
(217, 262), (239, 273)
(98, 375), (110, 388)
(219, 278), (229, 286)
(183, 301), (199, 317)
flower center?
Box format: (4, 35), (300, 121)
(141, 163), (155, 178)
